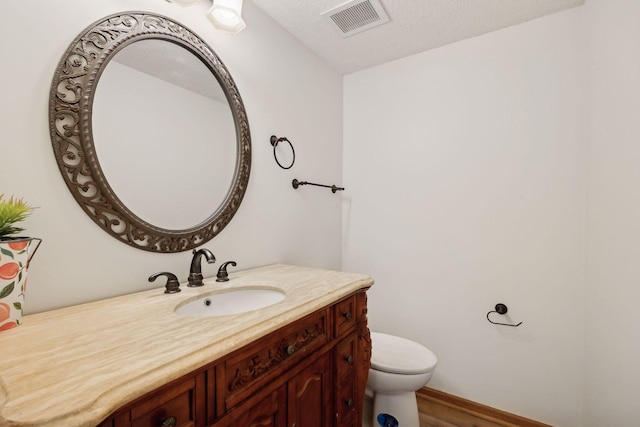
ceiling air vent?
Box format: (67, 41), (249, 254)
(321, 0), (390, 38)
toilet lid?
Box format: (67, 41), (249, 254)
(370, 332), (437, 375)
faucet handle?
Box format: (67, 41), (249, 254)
(216, 261), (237, 282)
(149, 272), (181, 294)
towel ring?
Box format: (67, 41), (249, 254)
(270, 135), (295, 169)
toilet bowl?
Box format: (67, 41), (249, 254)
(367, 332), (437, 427)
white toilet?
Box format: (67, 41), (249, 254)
(367, 332), (437, 427)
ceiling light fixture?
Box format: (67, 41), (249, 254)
(166, 0), (246, 34)
(167, 0), (201, 5)
(207, 0), (246, 34)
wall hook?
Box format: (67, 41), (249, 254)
(486, 303), (522, 327)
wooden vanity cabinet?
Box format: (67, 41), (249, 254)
(99, 290), (370, 427)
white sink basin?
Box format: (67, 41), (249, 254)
(175, 288), (286, 317)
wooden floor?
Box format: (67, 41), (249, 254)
(416, 388), (553, 427)
(363, 387), (552, 427)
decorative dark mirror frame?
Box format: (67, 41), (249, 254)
(49, 12), (251, 253)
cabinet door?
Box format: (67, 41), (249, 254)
(216, 386), (287, 427)
(287, 354), (332, 427)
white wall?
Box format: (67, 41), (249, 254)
(583, 0), (640, 424)
(343, 8), (586, 427)
(0, 0), (343, 313)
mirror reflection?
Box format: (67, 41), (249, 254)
(93, 40), (236, 230)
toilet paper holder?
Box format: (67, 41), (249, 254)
(486, 303), (522, 327)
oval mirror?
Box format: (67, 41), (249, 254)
(49, 12), (251, 253)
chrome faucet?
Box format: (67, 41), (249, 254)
(188, 248), (216, 287)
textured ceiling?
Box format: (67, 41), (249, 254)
(250, 0), (585, 75)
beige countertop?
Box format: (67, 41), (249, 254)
(0, 264), (373, 427)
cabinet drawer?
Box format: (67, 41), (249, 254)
(220, 309), (329, 410)
(130, 376), (200, 427)
(335, 373), (357, 426)
(335, 335), (356, 382)
(334, 296), (357, 337)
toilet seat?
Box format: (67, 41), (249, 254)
(371, 332), (437, 375)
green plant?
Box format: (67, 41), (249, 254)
(0, 195), (36, 240)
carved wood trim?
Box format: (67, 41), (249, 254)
(228, 324), (325, 393)
(357, 292), (372, 370)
